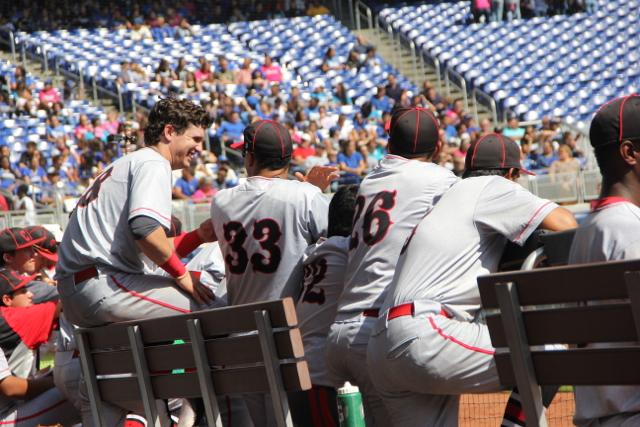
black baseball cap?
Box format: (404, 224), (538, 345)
(0, 268), (36, 296)
(388, 107), (440, 156)
(0, 227), (45, 254)
(465, 133), (534, 175)
(590, 94), (640, 150)
(231, 120), (293, 160)
(24, 226), (58, 263)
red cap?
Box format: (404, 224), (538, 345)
(0, 228), (46, 254)
(0, 268), (37, 296)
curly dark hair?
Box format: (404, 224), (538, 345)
(144, 97), (212, 146)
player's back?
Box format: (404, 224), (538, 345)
(383, 175), (556, 316)
(57, 148), (172, 277)
(211, 177), (329, 305)
(297, 235), (349, 386)
(335, 155), (458, 318)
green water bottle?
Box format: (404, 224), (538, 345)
(337, 382), (366, 427)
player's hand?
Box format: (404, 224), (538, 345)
(175, 271), (215, 305)
(295, 166), (340, 191)
(196, 219), (217, 243)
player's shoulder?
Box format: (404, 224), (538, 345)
(304, 236), (350, 263)
(127, 147), (170, 168)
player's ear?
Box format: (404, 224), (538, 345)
(2, 252), (12, 265)
(1, 294), (12, 307)
(163, 124), (175, 142)
(619, 140), (638, 166)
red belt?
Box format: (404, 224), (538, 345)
(362, 309), (380, 317)
(388, 302), (451, 320)
(73, 266), (98, 284)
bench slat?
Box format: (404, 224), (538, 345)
(486, 303), (636, 347)
(495, 347), (640, 386)
(479, 259), (640, 308)
(84, 298), (298, 349)
(92, 329), (305, 375)
(98, 361), (311, 402)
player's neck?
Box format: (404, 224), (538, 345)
(601, 178), (640, 207)
(252, 167), (289, 180)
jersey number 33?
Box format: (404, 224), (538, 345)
(223, 219), (282, 274)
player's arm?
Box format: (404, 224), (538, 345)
(539, 206), (577, 231)
(0, 374), (53, 399)
(131, 217), (213, 305)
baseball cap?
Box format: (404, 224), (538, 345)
(231, 120), (293, 160)
(0, 227), (46, 254)
(24, 226), (58, 263)
(589, 94), (640, 150)
(388, 107), (440, 156)
(465, 133), (534, 175)
(0, 268), (36, 297)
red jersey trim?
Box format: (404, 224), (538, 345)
(427, 316), (495, 355)
(109, 276), (191, 314)
(590, 196), (631, 212)
(514, 201), (554, 243)
(129, 207), (171, 223)
(0, 398), (67, 424)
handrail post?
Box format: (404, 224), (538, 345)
(355, 0), (361, 30)
(116, 84), (124, 114)
(91, 77), (98, 102)
(42, 46), (48, 73)
(9, 32), (16, 63)
(20, 43), (26, 70)
(409, 40), (417, 77)
(367, 6), (373, 29)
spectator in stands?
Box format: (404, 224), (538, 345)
(38, 79), (61, 108)
(154, 58), (177, 82)
(15, 185), (36, 226)
(521, 136), (541, 171)
(505, 0), (522, 20)
(182, 71), (202, 94)
(216, 56), (234, 84)
(174, 57), (188, 81)
(217, 111), (244, 145)
(385, 74), (403, 103)
(472, 0), (492, 22)
(305, 143), (329, 170)
(293, 134), (316, 167)
(371, 86), (394, 113)
(195, 58), (213, 82)
(191, 176), (216, 202)
(0, 158), (17, 192)
(19, 152), (47, 187)
(213, 165), (235, 190)
(17, 141), (37, 168)
(129, 21), (152, 40)
(502, 116), (525, 141)
(333, 83), (352, 106)
(561, 131), (584, 158)
(260, 55), (283, 83)
(174, 18), (194, 38)
(492, 0), (504, 21)
(172, 167), (199, 200)
(323, 47), (344, 71)
(73, 114), (93, 141)
(235, 58), (253, 86)
(9, 66), (33, 93)
(337, 139), (366, 184)
(549, 144), (581, 176)
(538, 139), (559, 168)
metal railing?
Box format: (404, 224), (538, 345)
(355, 1), (374, 30)
(445, 67), (469, 112)
(473, 87), (498, 126)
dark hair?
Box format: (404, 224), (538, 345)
(462, 168), (511, 179)
(144, 97), (212, 146)
(328, 184), (359, 237)
(254, 155), (291, 172)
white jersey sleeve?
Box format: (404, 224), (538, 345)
(0, 348), (12, 415)
(56, 148), (173, 277)
(211, 177), (330, 306)
(296, 236), (349, 386)
(474, 177), (558, 245)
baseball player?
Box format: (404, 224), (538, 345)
(0, 344), (79, 426)
(55, 98), (216, 426)
(0, 227), (58, 303)
(568, 95), (640, 426)
(289, 184), (359, 426)
(56, 97), (216, 328)
(325, 107), (459, 425)
(209, 119), (336, 426)
(366, 133), (577, 426)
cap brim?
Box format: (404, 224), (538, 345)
(35, 247), (58, 263)
(230, 141), (245, 150)
(17, 273), (38, 290)
(15, 236), (46, 251)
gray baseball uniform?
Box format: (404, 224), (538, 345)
(326, 155), (458, 426)
(210, 176), (329, 305)
(0, 347), (79, 426)
(568, 199), (640, 426)
(56, 147), (209, 329)
(296, 235), (349, 387)
(367, 176), (558, 427)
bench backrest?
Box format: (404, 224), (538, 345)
(478, 258), (640, 427)
(76, 297), (310, 427)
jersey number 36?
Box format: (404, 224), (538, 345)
(223, 219), (282, 274)
(350, 190), (397, 250)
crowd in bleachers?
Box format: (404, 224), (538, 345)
(471, 0), (598, 22)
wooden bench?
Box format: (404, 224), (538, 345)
(74, 297), (311, 427)
(478, 258), (640, 427)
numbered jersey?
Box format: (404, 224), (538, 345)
(336, 155), (458, 319)
(57, 148), (172, 277)
(296, 236), (349, 386)
(211, 177), (329, 305)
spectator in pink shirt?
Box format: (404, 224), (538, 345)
(38, 80), (61, 108)
(191, 176), (217, 202)
(194, 59), (213, 82)
(260, 55), (283, 83)
(473, 0), (492, 22)
(74, 115), (93, 140)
